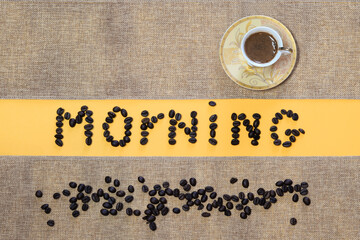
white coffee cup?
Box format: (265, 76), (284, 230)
(240, 26), (292, 67)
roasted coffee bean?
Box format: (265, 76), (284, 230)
(279, 109), (287, 115)
(41, 204), (49, 210)
(111, 106), (120, 113)
(292, 113), (299, 121)
(64, 112), (71, 120)
(205, 186), (214, 192)
(235, 203), (244, 210)
(173, 207), (181, 214)
(61, 189), (70, 197)
(264, 201), (271, 209)
(209, 114), (218, 122)
(110, 140), (119, 147)
(168, 126), (176, 132)
(209, 130), (216, 138)
(85, 116), (93, 123)
(237, 113), (245, 120)
(276, 188), (284, 196)
(54, 138), (63, 147)
(57, 107), (64, 115)
(253, 197), (260, 205)
(55, 128), (63, 135)
(139, 137), (148, 145)
(85, 137), (92, 146)
(226, 202), (234, 209)
(100, 209), (109, 216)
(44, 207), (51, 214)
(81, 203), (89, 211)
(289, 135), (296, 142)
(115, 202), (123, 212)
(127, 185), (134, 193)
(291, 193), (299, 203)
(119, 140), (126, 147)
(239, 212), (247, 219)
(244, 206), (251, 215)
(140, 131), (149, 138)
(292, 129), (300, 136)
(149, 190), (157, 196)
(283, 129), (291, 137)
(168, 131), (176, 139)
(101, 123), (109, 131)
(209, 123), (218, 130)
(106, 112), (115, 119)
(75, 115), (83, 124)
(223, 194), (230, 201)
(243, 119), (250, 126)
(200, 194), (208, 202)
(299, 128), (305, 134)
(183, 184), (191, 192)
(264, 191), (271, 199)
(275, 180), (284, 186)
(69, 202), (78, 210)
(241, 198), (249, 205)
(191, 125), (198, 132)
(186, 200), (194, 207)
(245, 193), (254, 202)
(272, 139), (281, 146)
(283, 141), (292, 147)
(191, 118), (198, 126)
(230, 177), (238, 184)
(53, 192), (61, 199)
(182, 204), (190, 211)
(189, 131), (197, 138)
(102, 202), (112, 209)
(125, 195), (134, 203)
(300, 188), (308, 196)
(177, 122), (186, 129)
(108, 209), (117, 216)
(68, 118), (76, 128)
(47, 220), (55, 227)
(125, 208), (133, 216)
(251, 113), (260, 119)
(231, 113), (237, 121)
(187, 177), (196, 187)
(240, 179), (249, 188)
(253, 119), (260, 128)
(77, 184), (85, 192)
(205, 203), (213, 211)
(84, 130), (93, 137)
(188, 137), (196, 144)
(90, 193), (99, 202)
(120, 109), (127, 117)
(231, 138), (240, 145)
(269, 126), (277, 132)
(35, 190), (43, 198)
(275, 112), (283, 120)
(140, 110), (148, 117)
(170, 119), (177, 126)
(139, 185), (148, 193)
(141, 118), (150, 125)
(174, 113), (182, 121)
(272, 118), (279, 124)
(169, 110), (176, 118)
(251, 140), (258, 146)
(77, 192), (85, 200)
(107, 186), (116, 193)
(257, 188), (265, 196)
(290, 217), (297, 225)
(208, 101), (216, 106)
(294, 184), (301, 192)
(232, 133), (240, 139)
(149, 222), (157, 231)
(153, 184), (161, 191)
(123, 136), (131, 143)
(287, 110), (293, 118)
(104, 176), (112, 184)
(231, 127), (240, 133)
(102, 130), (110, 138)
(56, 115), (64, 122)
(208, 138), (217, 145)
(269, 197), (277, 203)
(271, 133), (279, 140)
(301, 182), (309, 188)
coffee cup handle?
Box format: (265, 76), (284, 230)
(279, 47), (293, 55)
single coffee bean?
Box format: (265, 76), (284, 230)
(238, 113), (246, 120)
(69, 118), (76, 127)
(292, 113), (299, 121)
(115, 202), (123, 211)
(149, 222), (157, 231)
(257, 188), (265, 195)
(41, 204), (49, 210)
(55, 139), (63, 147)
(272, 118), (279, 124)
(85, 116), (93, 123)
(231, 139), (239, 145)
(140, 110), (149, 117)
(209, 123), (218, 130)
(299, 128), (305, 134)
(284, 179), (293, 185)
(283, 141), (292, 147)
(189, 137), (197, 143)
(251, 140), (258, 146)
(209, 138), (217, 145)
(209, 114), (217, 122)
(150, 116), (158, 123)
(47, 220), (55, 227)
(292, 193), (299, 202)
(270, 126), (277, 132)
(103, 202), (112, 209)
(56, 115), (64, 122)
(202, 212), (211, 217)
(290, 217), (297, 225)
(85, 137), (92, 146)
(138, 137), (148, 145)
(241, 179), (249, 188)
(77, 184), (85, 192)
(63, 112), (71, 120)
(300, 189), (308, 196)
(168, 131), (176, 138)
(53, 193), (61, 199)
(189, 131), (197, 138)
(57, 107), (64, 115)
(244, 206), (251, 215)
(233, 121), (241, 127)
(81, 203), (89, 211)
(243, 119), (250, 126)
(173, 207), (181, 214)
(141, 131), (149, 137)
(44, 207), (51, 214)
(240, 212), (247, 219)
(69, 202), (78, 210)
(84, 130), (92, 137)
(100, 209), (109, 216)
(230, 177), (238, 184)
(189, 177), (197, 186)
(205, 186), (214, 192)
(178, 122), (186, 128)
(120, 109), (127, 117)
(210, 129), (216, 138)
(273, 139), (281, 146)
(175, 113), (182, 121)
(231, 127), (240, 133)
(109, 209), (117, 216)
(35, 190), (43, 198)
(127, 185), (135, 193)
(125, 195), (134, 203)
(91, 193), (99, 202)
(292, 129), (300, 136)
(253, 119), (260, 128)
(231, 113), (237, 121)
(264, 201), (271, 209)
(169, 119), (177, 126)
(290, 135), (296, 142)
(275, 180), (284, 186)
(191, 125), (198, 132)
(271, 133), (279, 140)
(226, 202), (234, 209)
(62, 189), (70, 197)
(168, 109), (175, 118)
(69, 182), (77, 189)
(209, 101), (216, 106)
(76, 115), (83, 124)
(241, 198), (249, 205)
(276, 188), (284, 196)
(191, 118), (198, 126)
(275, 112), (283, 120)
(287, 110), (293, 118)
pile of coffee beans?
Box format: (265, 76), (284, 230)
(55, 106), (94, 146)
(231, 113), (261, 146)
(270, 109), (305, 147)
(36, 176), (310, 230)
(102, 106), (132, 147)
(140, 111), (164, 145)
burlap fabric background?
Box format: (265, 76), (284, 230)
(0, 1), (359, 239)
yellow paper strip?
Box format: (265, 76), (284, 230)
(0, 99), (359, 157)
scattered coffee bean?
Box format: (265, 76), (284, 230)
(53, 193), (61, 199)
(209, 101), (216, 106)
(290, 217), (297, 225)
(35, 190), (43, 198)
(230, 178), (238, 184)
(282, 141), (292, 147)
(47, 220), (55, 227)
